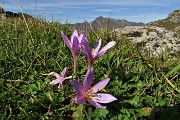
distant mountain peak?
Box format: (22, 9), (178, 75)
(70, 16), (145, 31)
(96, 16), (104, 19)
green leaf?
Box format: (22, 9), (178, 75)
(166, 64), (180, 77)
(72, 104), (84, 119)
(93, 108), (109, 119)
(136, 108), (151, 117)
(29, 75), (34, 80)
(137, 80), (142, 87)
(36, 81), (42, 90)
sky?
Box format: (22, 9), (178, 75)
(0, 0), (180, 24)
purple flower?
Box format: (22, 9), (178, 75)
(48, 67), (68, 88)
(61, 29), (85, 74)
(82, 38), (116, 68)
(71, 67), (117, 108)
(61, 29), (84, 57)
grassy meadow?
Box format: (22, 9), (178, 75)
(0, 17), (180, 120)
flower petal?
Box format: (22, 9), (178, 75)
(71, 29), (78, 43)
(49, 78), (63, 85)
(48, 72), (61, 78)
(82, 37), (91, 55)
(75, 94), (86, 104)
(61, 67), (67, 77)
(93, 41), (116, 61)
(94, 39), (102, 53)
(83, 67), (94, 91)
(87, 99), (106, 108)
(93, 51), (106, 61)
(72, 36), (80, 55)
(71, 80), (85, 94)
(78, 33), (84, 43)
(82, 50), (93, 66)
(82, 37), (93, 64)
(61, 31), (72, 49)
(90, 78), (110, 92)
(94, 93), (117, 103)
(98, 41), (116, 54)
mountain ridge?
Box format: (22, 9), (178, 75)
(147, 9), (180, 36)
(70, 16), (145, 31)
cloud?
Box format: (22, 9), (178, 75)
(1, 0), (169, 9)
(94, 9), (113, 12)
(33, 0), (180, 8)
(3, 0), (180, 13)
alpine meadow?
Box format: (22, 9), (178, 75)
(0, 7), (180, 120)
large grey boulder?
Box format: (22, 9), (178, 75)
(0, 6), (5, 14)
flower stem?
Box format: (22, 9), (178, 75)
(73, 55), (78, 77)
(88, 64), (92, 70)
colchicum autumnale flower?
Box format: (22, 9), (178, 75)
(61, 29), (85, 74)
(71, 67), (117, 108)
(82, 38), (116, 69)
(48, 67), (71, 88)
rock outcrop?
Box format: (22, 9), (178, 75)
(166, 9), (180, 23)
(5, 11), (19, 18)
(115, 26), (180, 58)
(0, 7), (33, 19)
(148, 9), (180, 37)
(0, 6), (5, 14)
(4, 11), (33, 19)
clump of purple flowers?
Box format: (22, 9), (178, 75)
(46, 29), (117, 108)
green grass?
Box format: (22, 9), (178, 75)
(0, 17), (180, 120)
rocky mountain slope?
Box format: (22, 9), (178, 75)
(70, 16), (145, 31)
(148, 9), (180, 37)
(115, 9), (180, 58)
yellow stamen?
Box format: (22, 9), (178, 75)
(91, 49), (97, 58)
(83, 88), (97, 99)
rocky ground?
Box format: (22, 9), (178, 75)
(115, 9), (180, 58)
(115, 26), (180, 58)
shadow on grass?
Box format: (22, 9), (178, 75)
(105, 101), (180, 120)
(149, 104), (180, 120)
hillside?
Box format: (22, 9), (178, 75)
(148, 9), (180, 36)
(115, 9), (180, 58)
(70, 16), (145, 31)
(0, 7), (33, 19)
